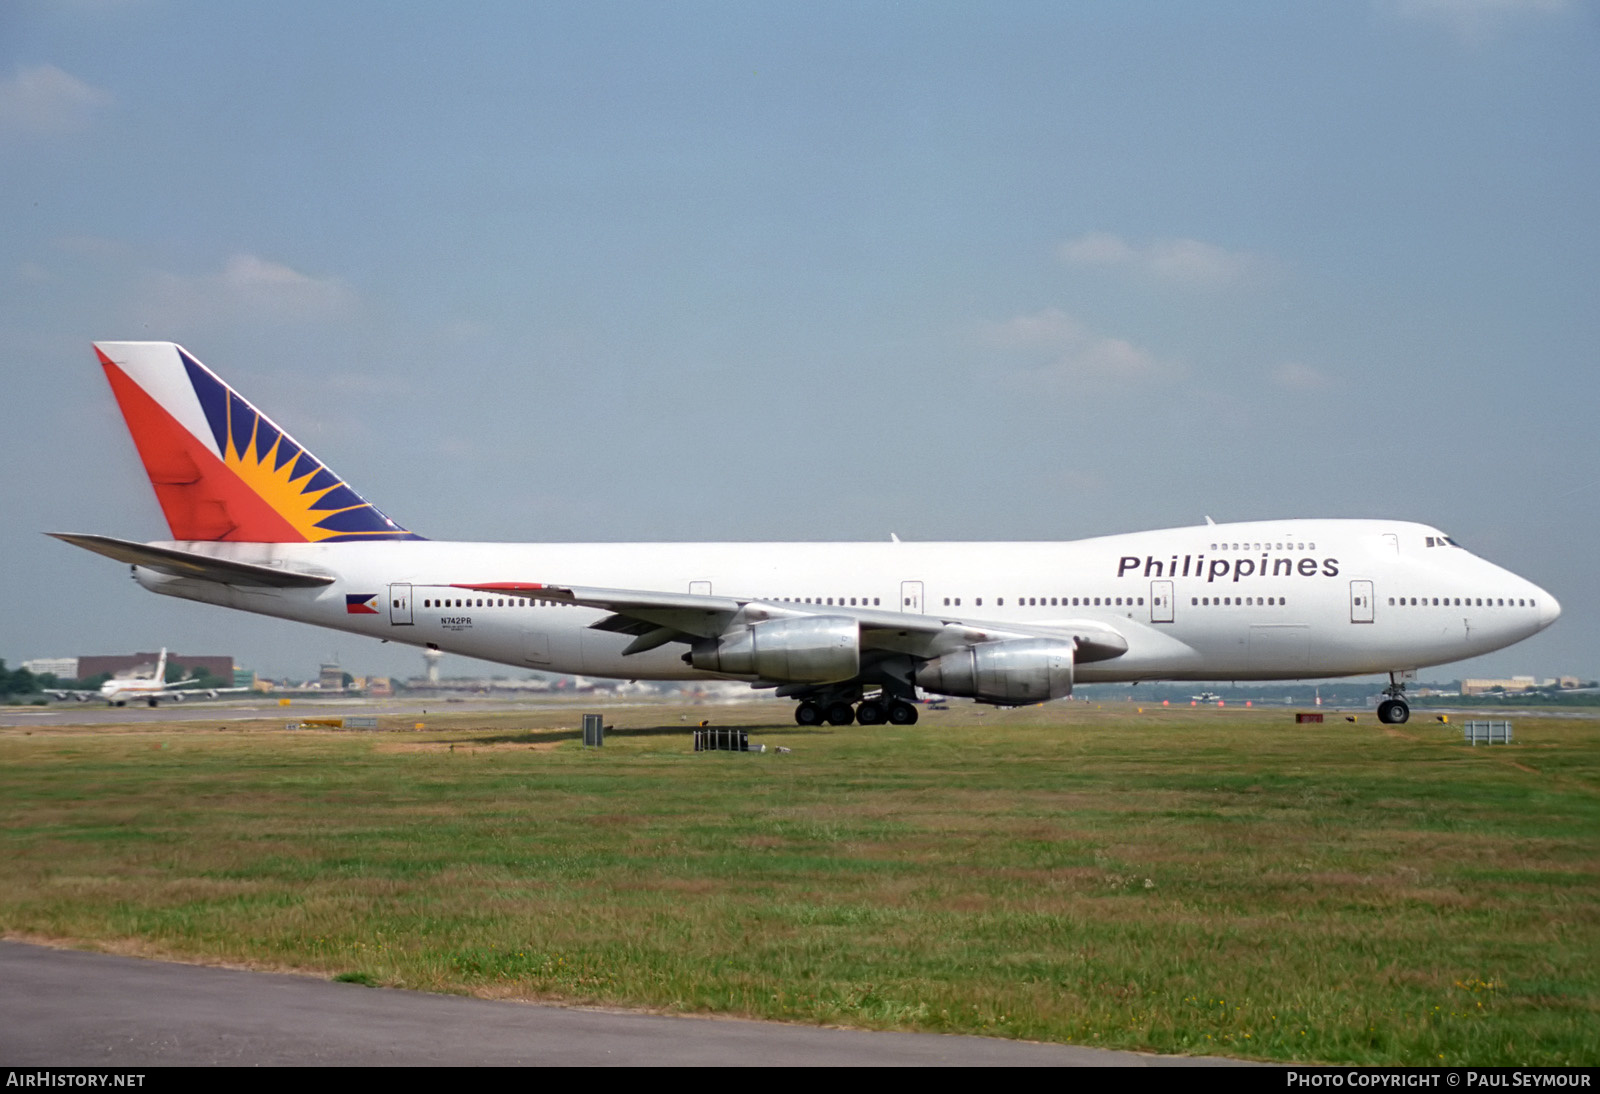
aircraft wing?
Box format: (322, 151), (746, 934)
(451, 581), (1129, 664)
(150, 686), (250, 700)
(164, 681), (251, 696)
(49, 533), (335, 587)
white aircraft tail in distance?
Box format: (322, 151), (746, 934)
(53, 342), (1560, 727)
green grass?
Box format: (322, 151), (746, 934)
(2, 701), (1597, 1064)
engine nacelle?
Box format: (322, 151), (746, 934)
(914, 638), (1075, 705)
(691, 615), (860, 683)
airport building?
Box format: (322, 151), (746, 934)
(77, 652), (234, 681)
(1459, 676), (1580, 695)
(21, 658), (79, 678)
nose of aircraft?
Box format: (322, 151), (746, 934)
(1538, 589), (1562, 629)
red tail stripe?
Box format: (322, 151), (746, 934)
(102, 360), (304, 542)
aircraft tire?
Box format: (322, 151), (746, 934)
(825, 701), (856, 726)
(856, 700), (886, 725)
(1377, 699), (1410, 725)
(887, 700), (919, 726)
(795, 702), (823, 727)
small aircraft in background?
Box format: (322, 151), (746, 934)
(45, 648), (249, 706)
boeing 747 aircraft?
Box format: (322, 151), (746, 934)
(53, 343), (1559, 727)
(43, 647), (247, 706)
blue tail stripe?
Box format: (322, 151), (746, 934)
(179, 349), (230, 453)
(309, 484), (364, 511)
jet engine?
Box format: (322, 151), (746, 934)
(690, 615), (859, 683)
(914, 638), (1075, 705)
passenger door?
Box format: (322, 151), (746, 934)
(1150, 580), (1174, 624)
(1349, 580), (1374, 624)
(389, 583), (413, 626)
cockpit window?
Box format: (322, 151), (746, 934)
(1425, 534), (1464, 548)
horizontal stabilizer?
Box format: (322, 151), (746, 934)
(49, 533), (335, 587)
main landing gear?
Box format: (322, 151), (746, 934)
(794, 690), (919, 727)
(1377, 674), (1410, 725)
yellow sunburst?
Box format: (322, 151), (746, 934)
(221, 401), (367, 541)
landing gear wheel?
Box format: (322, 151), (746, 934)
(825, 701), (856, 726)
(856, 700), (886, 725)
(887, 700), (919, 726)
(795, 701), (823, 727)
(1377, 699), (1410, 725)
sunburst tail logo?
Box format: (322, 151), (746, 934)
(96, 341), (425, 543)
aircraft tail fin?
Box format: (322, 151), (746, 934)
(155, 648), (167, 684)
(93, 342), (420, 543)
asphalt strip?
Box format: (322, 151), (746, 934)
(0, 940), (1246, 1066)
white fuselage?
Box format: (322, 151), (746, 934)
(100, 677), (172, 703)
(130, 518), (1558, 686)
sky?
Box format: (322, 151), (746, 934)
(1, 0), (1595, 683)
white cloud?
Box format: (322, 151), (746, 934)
(219, 254), (354, 316)
(1270, 362), (1336, 391)
(1056, 231), (1137, 267)
(981, 308), (1177, 387)
(0, 64), (111, 137)
(140, 254), (355, 329)
(1058, 232), (1276, 289)
(1390, 0), (1570, 42)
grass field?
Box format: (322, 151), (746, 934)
(2, 700), (1596, 1064)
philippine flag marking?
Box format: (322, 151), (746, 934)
(346, 594), (380, 615)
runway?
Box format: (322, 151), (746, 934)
(0, 700), (422, 726)
(0, 941), (1237, 1066)
(0, 696), (560, 728)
